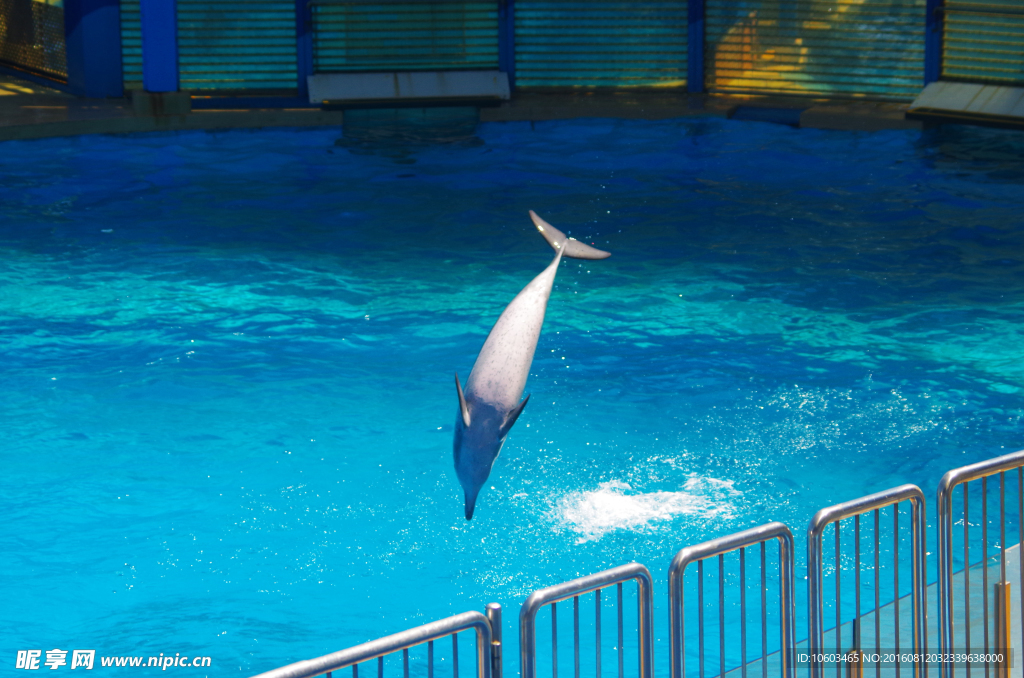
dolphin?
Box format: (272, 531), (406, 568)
(453, 211), (611, 520)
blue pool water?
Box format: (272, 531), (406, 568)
(2, 117), (1023, 675)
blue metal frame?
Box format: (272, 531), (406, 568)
(924, 0), (943, 83)
(498, 0), (515, 90)
(296, 0), (314, 102)
(140, 0), (179, 92)
(63, 0), (124, 97)
(687, 0), (705, 92)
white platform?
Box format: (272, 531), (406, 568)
(907, 81), (1024, 127)
(307, 71), (510, 106)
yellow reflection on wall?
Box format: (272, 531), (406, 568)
(710, 0), (872, 95)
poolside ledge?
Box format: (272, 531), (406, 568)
(0, 74), (921, 142)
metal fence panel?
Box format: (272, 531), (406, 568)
(807, 484), (927, 678)
(668, 522), (796, 678)
(520, 563), (654, 678)
(249, 451), (1024, 678)
(704, 0), (926, 100)
(937, 449), (1024, 678)
(0, 0), (67, 80)
(312, 1), (498, 73)
(176, 0), (297, 92)
(250, 608), (496, 678)
(514, 0), (687, 88)
(942, 0), (1024, 85)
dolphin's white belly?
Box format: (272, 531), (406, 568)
(464, 255), (560, 412)
(452, 211), (611, 520)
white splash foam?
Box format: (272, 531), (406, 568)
(550, 476), (741, 543)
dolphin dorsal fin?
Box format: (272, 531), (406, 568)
(454, 373), (471, 428)
(500, 393), (530, 438)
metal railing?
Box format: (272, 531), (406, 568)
(251, 605), (501, 678)
(251, 449), (1024, 678)
(668, 522), (796, 678)
(807, 484), (927, 678)
(937, 449), (1024, 678)
(519, 563), (655, 678)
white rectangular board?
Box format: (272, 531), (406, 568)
(308, 71), (510, 105)
(910, 81), (1024, 120)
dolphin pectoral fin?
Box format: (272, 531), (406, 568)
(455, 372), (471, 428)
(529, 210), (611, 260)
(500, 393), (531, 438)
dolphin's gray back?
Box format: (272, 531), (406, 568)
(465, 248), (564, 412)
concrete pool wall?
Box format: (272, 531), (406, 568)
(0, 73), (922, 144)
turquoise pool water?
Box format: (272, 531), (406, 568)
(1, 118), (1023, 675)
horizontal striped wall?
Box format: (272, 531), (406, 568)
(312, 2), (498, 72)
(706, 0), (926, 101)
(943, 0), (1024, 85)
(120, 0), (142, 90)
(176, 0), (297, 92)
(514, 1), (688, 88)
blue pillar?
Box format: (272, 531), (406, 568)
(687, 0), (705, 93)
(296, 0), (314, 101)
(498, 0), (515, 90)
(924, 0), (943, 84)
(140, 0), (179, 92)
(63, 0), (124, 97)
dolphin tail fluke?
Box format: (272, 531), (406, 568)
(530, 210), (611, 260)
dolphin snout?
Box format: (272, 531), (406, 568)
(464, 489), (479, 520)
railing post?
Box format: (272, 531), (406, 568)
(994, 583), (1011, 678)
(780, 528), (796, 678)
(912, 488), (928, 678)
(638, 572), (654, 678)
(938, 475), (954, 678)
(846, 619), (863, 678)
(808, 514), (825, 678)
(486, 603), (502, 678)
(669, 558), (683, 678)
